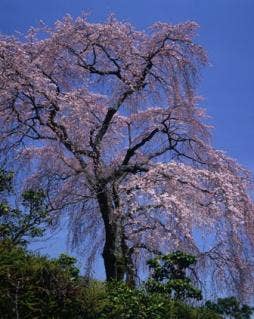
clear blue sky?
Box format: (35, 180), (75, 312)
(1, 0), (253, 275)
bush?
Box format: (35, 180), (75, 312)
(146, 251), (202, 302)
(100, 281), (221, 319)
(0, 243), (90, 318)
(101, 280), (172, 319)
(205, 297), (253, 319)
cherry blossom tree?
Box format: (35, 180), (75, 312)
(0, 15), (253, 296)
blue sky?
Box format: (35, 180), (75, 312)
(1, 0), (254, 276)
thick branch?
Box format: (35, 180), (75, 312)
(122, 128), (159, 165)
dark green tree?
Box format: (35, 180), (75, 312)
(146, 251), (202, 301)
(0, 169), (50, 246)
(0, 169), (13, 192)
(101, 280), (220, 319)
(56, 253), (80, 280)
(0, 243), (93, 318)
(205, 297), (253, 319)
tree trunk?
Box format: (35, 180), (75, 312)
(125, 243), (137, 287)
(97, 188), (127, 281)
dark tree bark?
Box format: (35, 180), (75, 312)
(97, 188), (127, 281)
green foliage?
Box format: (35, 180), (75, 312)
(0, 189), (49, 246)
(205, 297), (254, 319)
(0, 169), (50, 246)
(100, 280), (174, 319)
(101, 281), (147, 319)
(146, 251), (202, 301)
(0, 168), (13, 192)
(55, 253), (80, 280)
(0, 243), (91, 318)
(79, 280), (106, 319)
(100, 281), (220, 319)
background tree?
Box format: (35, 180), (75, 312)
(0, 15), (253, 297)
(0, 243), (95, 319)
(146, 251), (202, 301)
(0, 169), (50, 246)
(205, 297), (253, 319)
(0, 168), (13, 192)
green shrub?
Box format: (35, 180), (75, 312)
(99, 281), (220, 319)
(146, 251), (202, 301)
(205, 297), (253, 319)
(0, 243), (89, 318)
